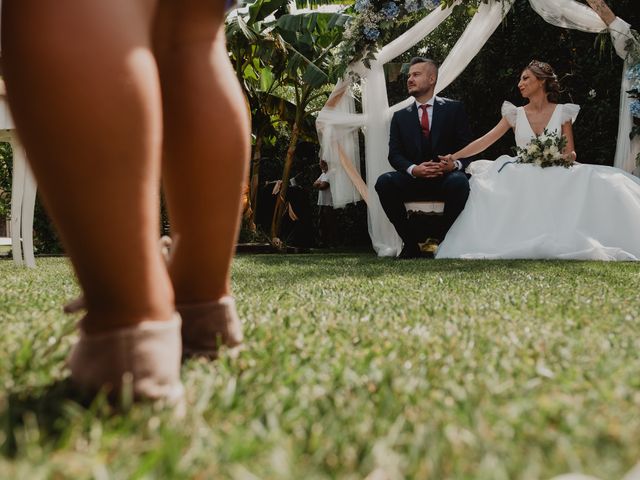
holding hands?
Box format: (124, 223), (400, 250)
(413, 156), (456, 178)
(412, 162), (442, 178)
(438, 155), (456, 172)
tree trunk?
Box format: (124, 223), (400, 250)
(270, 121), (300, 241)
(585, 0), (616, 25)
(249, 132), (263, 226)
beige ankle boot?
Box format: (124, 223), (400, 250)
(178, 296), (244, 359)
(68, 314), (184, 403)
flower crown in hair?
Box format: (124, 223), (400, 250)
(528, 60), (558, 80)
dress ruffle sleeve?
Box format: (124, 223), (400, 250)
(561, 103), (580, 124)
(501, 101), (518, 127)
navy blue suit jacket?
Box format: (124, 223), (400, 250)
(388, 97), (476, 172)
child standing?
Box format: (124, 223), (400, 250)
(313, 160), (336, 247)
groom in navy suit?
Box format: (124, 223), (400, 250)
(375, 57), (475, 258)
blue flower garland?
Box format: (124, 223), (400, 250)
(333, 0), (442, 74)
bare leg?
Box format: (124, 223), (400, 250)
(153, 0), (250, 304)
(2, 0), (174, 333)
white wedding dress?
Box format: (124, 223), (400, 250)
(436, 102), (640, 260)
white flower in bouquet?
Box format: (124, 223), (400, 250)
(515, 129), (571, 169)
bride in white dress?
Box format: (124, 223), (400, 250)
(436, 60), (640, 261)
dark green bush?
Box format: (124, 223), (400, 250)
(0, 144), (11, 221)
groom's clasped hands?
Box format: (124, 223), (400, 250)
(412, 156), (456, 178)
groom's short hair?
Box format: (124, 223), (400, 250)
(409, 57), (438, 79)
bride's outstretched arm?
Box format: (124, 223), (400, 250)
(562, 122), (577, 161)
(450, 118), (511, 161)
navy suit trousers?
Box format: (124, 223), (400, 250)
(375, 170), (469, 245)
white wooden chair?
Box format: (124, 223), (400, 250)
(0, 83), (37, 267)
(404, 201), (445, 216)
(404, 201), (444, 254)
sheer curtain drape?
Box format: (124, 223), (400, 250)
(609, 17), (640, 174)
(317, 0), (636, 256)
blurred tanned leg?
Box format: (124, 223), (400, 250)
(2, 0), (174, 333)
(154, 0), (250, 304)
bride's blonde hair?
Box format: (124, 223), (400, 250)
(525, 60), (561, 103)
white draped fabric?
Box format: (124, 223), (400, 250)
(316, 82), (365, 208)
(316, 0), (638, 256)
(609, 17), (640, 174)
(528, 0), (606, 32)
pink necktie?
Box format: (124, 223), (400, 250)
(420, 104), (430, 137)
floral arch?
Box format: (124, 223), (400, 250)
(316, 0), (639, 257)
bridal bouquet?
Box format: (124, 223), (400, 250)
(515, 129), (572, 169)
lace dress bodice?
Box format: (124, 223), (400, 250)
(501, 101), (580, 148)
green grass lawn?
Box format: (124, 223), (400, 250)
(1, 255), (639, 479)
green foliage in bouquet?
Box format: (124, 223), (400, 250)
(515, 129), (572, 168)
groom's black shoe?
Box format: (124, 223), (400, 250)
(398, 244), (421, 259)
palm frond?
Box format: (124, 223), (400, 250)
(236, 12), (258, 42)
(275, 12), (350, 33)
(293, 0), (352, 9)
(269, 33), (328, 88)
(247, 0), (291, 24)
